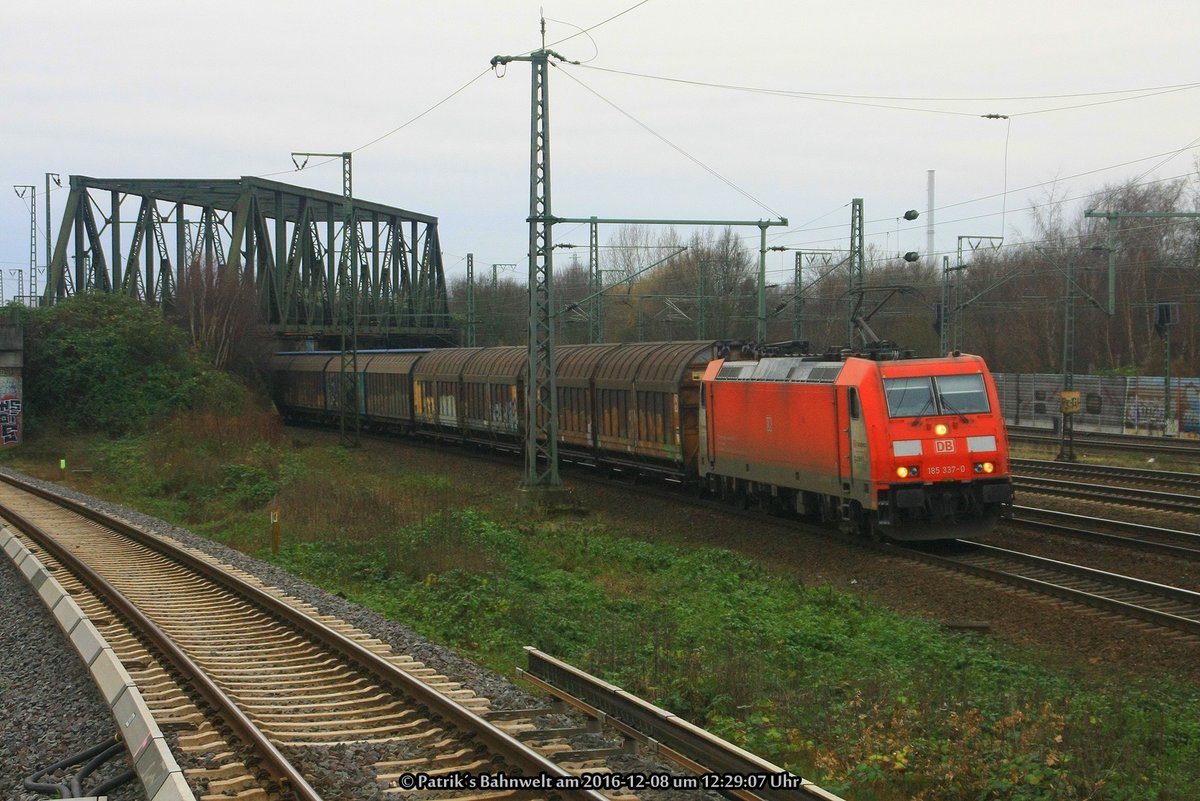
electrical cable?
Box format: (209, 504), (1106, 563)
(771, 148), (1200, 244)
(572, 63), (1200, 116)
(23, 735), (136, 799)
(1092, 132), (1200, 212)
(259, 67), (492, 179)
(1000, 117), (1012, 233)
(351, 67), (491, 154)
(545, 0), (654, 49)
(543, 16), (600, 64)
(1009, 84), (1200, 117)
(554, 66), (785, 219)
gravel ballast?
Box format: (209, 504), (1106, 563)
(0, 465), (729, 801)
(0, 541), (144, 801)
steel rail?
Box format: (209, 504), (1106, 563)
(0, 500), (325, 801)
(899, 540), (1200, 636)
(1007, 426), (1200, 456)
(520, 648), (845, 801)
(1012, 458), (1200, 492)
(0, 472), (609, 801)
(1011, 475), (1200, 514)
(1012, 506), (1200, 559)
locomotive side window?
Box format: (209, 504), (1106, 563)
(933, 374), (990, 415)
(848, 387), (861, 420)
(884, 377), (935, 418)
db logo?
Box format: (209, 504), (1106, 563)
(934, 439), (955, 453)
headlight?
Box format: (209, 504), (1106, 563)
(934, 423), (948, 436)
(973, 461), (996, 474)
(896, 466), (920, 478)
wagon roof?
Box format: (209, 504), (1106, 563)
(407, 346), (525, 382)
(461, 346), (525, 382)
(361, 352), (424, 374)
(594, 341), (720, 391)
(555, 343), (624, 387)
(270, 353), (336, 372)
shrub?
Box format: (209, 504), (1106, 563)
(21, 293), (203, 432)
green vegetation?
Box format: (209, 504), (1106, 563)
(6, 297), (1197, 799)
(270, 506), (1196, 801)
(9, 423), (1196, 801)
(15, 293), (246, 433)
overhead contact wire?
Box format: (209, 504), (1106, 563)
(573, 64), (1200, 117)
(260, 68), (492, 178)
(556, 66), (784, 219)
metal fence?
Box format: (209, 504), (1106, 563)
(994, 373), (1200, 438)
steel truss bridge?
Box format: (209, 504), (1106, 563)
(47, 176), (452, 341)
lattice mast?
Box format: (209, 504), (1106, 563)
(466, 253), (476, 347)
(12, 185), (35, 303)
(292, 152), (363, 446)
(847, 198), (864, 346)
(325, 153), (361, 446)
(493, 19), (573, 489)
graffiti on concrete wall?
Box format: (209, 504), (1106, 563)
(0, 373), (21, 446)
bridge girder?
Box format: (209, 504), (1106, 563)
(47, 176), (451, 338)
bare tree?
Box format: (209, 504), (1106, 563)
(172, 258), (261, 373)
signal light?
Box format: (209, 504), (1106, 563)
(974, 462), (996, 474)
(934, 423), (948, 436)
(896, 466), (919, 478)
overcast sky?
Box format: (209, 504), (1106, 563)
(3, 1), (1198, 297)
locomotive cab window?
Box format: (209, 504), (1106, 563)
(884, 377), (935, 418)
(884, 374), (989, 418)
(934, 374), (989, 415)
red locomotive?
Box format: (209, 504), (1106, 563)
(271, 342), (1012, 541)
(699, 352), (1012, 540)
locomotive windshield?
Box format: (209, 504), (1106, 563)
(884, 377), (935, 417)
(935, 374), (990, 415)
(884, 374), (990, 418)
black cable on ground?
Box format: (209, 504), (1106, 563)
(23, 734), (137, 798)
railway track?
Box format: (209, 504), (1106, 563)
(1011, 506), (1200, 559)
(1010, 475), (1200, 515)
(1012, 458), (1200, 493)
(1008, 425), (1200, 457)
(519, 649), (844, 801)
(555, 475), (1197, 648)
(2, 468), (839, 801)
(0, 471), (624, 801)
(563, 464), (1200, 640)
(899, 540), (1200, 638)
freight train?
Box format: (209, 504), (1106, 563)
(270, 341), (1013, 541)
